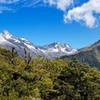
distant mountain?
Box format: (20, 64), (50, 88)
(61, 40), (100, 69)
(0, 30), (77, 58)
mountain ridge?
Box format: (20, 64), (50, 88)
(0, 30), (77, 58)
(61, 39), (100, 69)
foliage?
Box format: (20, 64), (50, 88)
(0, 47), (100, 100)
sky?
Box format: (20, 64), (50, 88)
(0, 0), (100, 49)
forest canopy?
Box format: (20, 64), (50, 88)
(0, 47), (100, 100)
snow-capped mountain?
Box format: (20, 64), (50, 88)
(0, 30), (77, 58)
(39, 42), (76, 58)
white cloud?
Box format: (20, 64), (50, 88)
(0, 0), (100, 28)
(0, 0), (19, 4)
(43, 0), (73, 11)
(64, 0), (100, 28)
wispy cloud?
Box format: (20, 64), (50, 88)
(0, 0), (74, 12)
(0, 6), (12, 13)
(0, 0), (19, 4)
(0, 0), (41, 12)
(22, 0), (41, 7)
(0, 0), (100, 28)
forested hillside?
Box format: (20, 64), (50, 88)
(61, 40), (100, 70)
(0, 47), (100, 100)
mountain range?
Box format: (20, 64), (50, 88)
(1, 30), (100, 69)
(0, 30), (77, 59)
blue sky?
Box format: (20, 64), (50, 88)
(0, 0), (100, 49)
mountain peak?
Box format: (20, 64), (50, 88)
(54, 41), (66, 45)
(1, 30), (13, 39)
(3, 30), (10, 34)
(54, 41), (63, 43)
(51, 41), (71, 48)
(50, 41), (65, 45)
